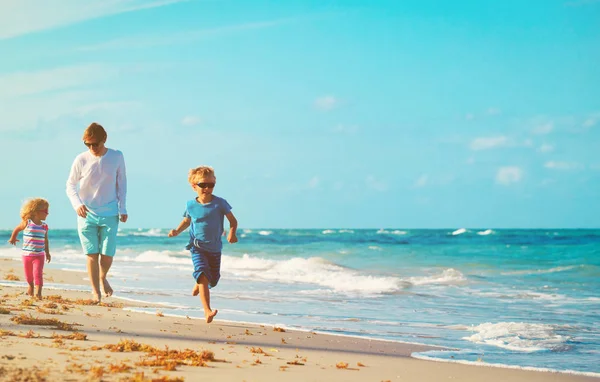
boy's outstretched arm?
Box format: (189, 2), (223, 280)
(226, 212), (238, 243)
(168, 218), (191, 237)
(8, 221), (26, 245)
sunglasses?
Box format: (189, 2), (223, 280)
(39, 209), (49, 214)
(84, 141), (101, 148)
(197, 182), (215, 189)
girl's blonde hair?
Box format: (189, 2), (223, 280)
(188, 166), (216, 184)
(20, 198), (49, 221)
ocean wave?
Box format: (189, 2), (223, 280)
(501, 265), (581, 276)
(451, 228), (467, 236)
(477, 229), (493, 236)
(463, 322), (571, 352)
(118, 228), (164, 237)
(222, 254), (404, 294)
(132, 250), (190, 265)
(406, 268), (467, 286)
(376, 229), (407, 235)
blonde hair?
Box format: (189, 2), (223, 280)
(188, 166), (216, 184)
(20, 198), (49, 221)
(83, 122), (107, 142)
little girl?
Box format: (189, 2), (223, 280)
(8, 198), (52, 299)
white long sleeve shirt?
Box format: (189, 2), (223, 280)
(66, 148), (127, 217)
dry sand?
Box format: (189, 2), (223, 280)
(0, 259), (597, 382)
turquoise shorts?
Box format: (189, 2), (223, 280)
(77, 213), (119, 257)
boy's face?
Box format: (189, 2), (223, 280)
(192, 175), (216, 196)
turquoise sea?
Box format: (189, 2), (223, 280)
(1, 228), (599, 376)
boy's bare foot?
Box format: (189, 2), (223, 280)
(26, 285), (34, 297)
(192, 284), (200, 296)
(205, 309), (218, 324)
(101, 278), (113, 297)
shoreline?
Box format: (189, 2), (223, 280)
(1, 259), (599, 381)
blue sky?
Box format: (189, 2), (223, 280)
(0, 0), (599, 229)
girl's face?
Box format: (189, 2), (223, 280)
(35, 207), (49, 220)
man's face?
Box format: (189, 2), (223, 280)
(83, 137), (106, 156)
(193, 176), (216, 195)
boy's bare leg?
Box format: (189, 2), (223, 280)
(192, 283), (199, 296)
(87, 254), (101, 303)
(26, 283), (34, 297)
(35, 285), (42, 300)
(100, 255), (114, 297)
(197, 274), (217, 323)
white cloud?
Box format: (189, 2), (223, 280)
(0, 64), (120, 99)
(538, 144), (554, 153)
(181, 116), (201, 126)
(470, 136), (508, 150)
(496, 167), (523, 185)
(414, 174), (428, 188)
(532, 122), (553, 135)
(79, 17), (299, 51)
(333, 124), (358, 134)
(308, 176), (320, 189)
(583, 115), (599, 128)
(544, 161), (580, 170)
(366, 175), (387, 192)
(487, 107), (501, 115)
(314, 95), (339, 111)
(0, 0), (189, 40)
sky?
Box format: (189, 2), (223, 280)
(0, 0), (599, 229)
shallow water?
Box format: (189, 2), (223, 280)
(1, 228), (598, 375)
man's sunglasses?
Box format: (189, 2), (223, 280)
(84, 141), (101, 148)
(197, 182), (215, 189)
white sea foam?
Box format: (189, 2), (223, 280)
(463, 322), (571, 352)
(222, 254), (404, 294)
(452, 228), (467, 236)
(477, 229), (493, 236)
(258, 230), (272, 236)
(338, 229), (355, 233)
(118, 228), (164, 237)
(132, 250), (190, 265)
(321, 229), (335, 234)
(376, 229), (407, 235)
(411, 352), (600, 378)
(501, 265), (580, 276)
(407, 268), (467, 286)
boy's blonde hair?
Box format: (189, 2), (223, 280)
(188, 166), (216, 184)
(20, 198), (49, 221)
(83, 122), (107, 142)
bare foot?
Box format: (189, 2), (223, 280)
(205, 309), (218, 324)
(35, 294), (42, 300)
(91, 292), (101, 304)
(101, 278), (113, 297)
(26, 285), (34, 297)
(192, 284), (200, 296)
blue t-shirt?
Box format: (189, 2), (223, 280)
(184, 195), (232, 252)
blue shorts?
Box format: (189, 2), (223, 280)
(189, 246), (221, 289)
(77, 213), (119, 256)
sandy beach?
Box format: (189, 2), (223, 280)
(0, 259), (597, 382)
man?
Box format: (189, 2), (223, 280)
(66, 122), (128, 303)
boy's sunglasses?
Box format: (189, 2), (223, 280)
(197, 182), (215, 189)
(84, 141), (101, 148)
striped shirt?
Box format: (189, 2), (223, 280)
(22, 220), (48, 256)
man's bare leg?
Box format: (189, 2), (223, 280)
(100, 255), (114, 297)
(197, 274), (217, 323)
(87, 254), (101, 303)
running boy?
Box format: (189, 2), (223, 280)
(8, 198), (51, 299)
(168, 166), (238, 323)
